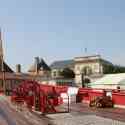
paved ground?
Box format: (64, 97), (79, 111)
(47, 103), (125, 125)
(48, 113), (125, 125)
(0, 95), (125, 125)
(69, 103), (125, 123)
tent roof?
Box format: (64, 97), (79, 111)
(91, 73), (125, 85)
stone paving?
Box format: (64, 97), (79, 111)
(47, 103), (125, 125)
(48, 112), (125, 125)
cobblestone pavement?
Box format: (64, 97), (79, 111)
(47, 103), (125, 125)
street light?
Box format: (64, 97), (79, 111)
(1, 56), (6, 94)
(81, 67), (91, 88)
(81, 73), (85, 88)
(0, 29), (6, 95)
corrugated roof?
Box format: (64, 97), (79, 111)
(50, 60), (74, 69)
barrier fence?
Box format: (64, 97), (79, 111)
(77, 88), (125, 108)
(1, 80), (125, 109)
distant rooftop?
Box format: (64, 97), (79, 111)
(75, 54), (113, 65)
(75, 54), (101, 59)
(50, 55), (113, 70)
(0, 60), (14, 73)
(50, 60), (74, 69)
(28, 58), (50, 72)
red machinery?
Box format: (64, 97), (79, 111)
(11, 81), (69, 114)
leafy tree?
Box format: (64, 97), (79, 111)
(103, 64), (125, 74)
(60, 68), (75, 78)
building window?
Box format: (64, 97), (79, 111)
(77, 66), (80, 70)
(93, 64), (99, 73)
(94, 65), (98, 70)
(53, 71), (57, 77)
(81, 66), (92, 75)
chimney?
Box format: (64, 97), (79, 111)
(16, 64), (21, 73)
(34, 57), (39, 73)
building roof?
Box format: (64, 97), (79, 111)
(50, 55), (113, 70)
(39, 59), (51, 71)
(75, 55), (113, 65)
(50, 60), (74, 69)
(75, 54), (101, 59)
(0, 60), (13, 72)
(0, 30), (13, 73)
(28, 58), (50, 72)
(0, 72), (44, 80)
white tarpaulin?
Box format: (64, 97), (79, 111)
(61, 87), (79, 104)
(90, 73), (125, 89)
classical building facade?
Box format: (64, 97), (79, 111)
(50, 55), (113, 87)
(74, 55), (113, 86)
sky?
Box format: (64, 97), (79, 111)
(0, 0), (125, 72)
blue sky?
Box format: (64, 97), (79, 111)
(0, 0), (125, 72)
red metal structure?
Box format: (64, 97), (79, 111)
(76, 87), (125, 108)
(11, 81), (69, 114)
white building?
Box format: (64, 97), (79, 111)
(50, 55), (113, 87)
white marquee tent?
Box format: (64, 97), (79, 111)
(90, 73), (125, 89)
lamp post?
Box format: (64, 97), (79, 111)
(81, 67), (87, 88)
(1, 55), (6, 95)
(81, 73), (85, 88)
(0, 29), (6, 95)
(81, 67), (90, 88)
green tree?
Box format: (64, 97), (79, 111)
(60, 68), (75, 78)
(103, 64), (125, 74)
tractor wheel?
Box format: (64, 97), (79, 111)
(96, 102), (102, 108)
